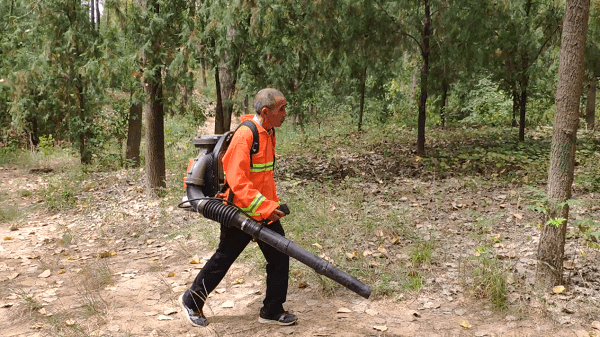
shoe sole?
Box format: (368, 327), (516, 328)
(258, 316), (297, 326)
(179, 294), (208, 327)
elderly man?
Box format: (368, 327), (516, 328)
(179, 88), (297, 327)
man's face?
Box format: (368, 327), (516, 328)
(264, 97), (287, 128)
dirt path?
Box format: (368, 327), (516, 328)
(1, 165), (598, 337)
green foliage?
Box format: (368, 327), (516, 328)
(456, 77), (513, 125)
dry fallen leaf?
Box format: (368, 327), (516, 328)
(553, 285), (566, 294)
(189, 255), (200, 264)
(57, 270), (65, 274)
(345, 251), (358, 260)
(233, 277), (244, 285)
(164, 308), (178, 315)
(460, 320), (472, 329)
(167, 272), (175, 277)
(38, 270), (51, 278)
(157, 315), (173, 321)
(337, 307), (352, 313)
(312, 243), (323, 249)
(298, 281), (309, 289)
(373, 326), (388, 332)
(363, 250), (374, 256)
(3, 237), (12, 240)
(221, 301), (234, 308)
(65, 319), (76, 326)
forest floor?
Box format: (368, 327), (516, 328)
(1, 124), (600, 337)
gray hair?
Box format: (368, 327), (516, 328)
(254, 88), (284, 114)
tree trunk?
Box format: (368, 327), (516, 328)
(202, 58), (208, 88)
(90, 0), (95, 26)
(417, 0), (431, 157)
(440, 80), (448, 128)
(126, 101), (142, 167)
(219, 61), (236, 132)
(144, 71), (166, 192)
(214, 64), (225, 134)
(536, 0), (589, 289)
(585, 75), (596, 129)
(95, 0), (100, 31)
(518, 84), (527, 141)
(76, 78), (92, 164)
(512, 89), (518, 127)
(358, 66), (367, 132)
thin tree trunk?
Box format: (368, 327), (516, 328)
(358, 66), (367, 132)
(512, 89), (518, 127)
(90, 0), (95, 27)
(440, 80), (448, 128)
(214, 64), (224, 134)
(126, 101), (142, 167)
(219, 61), (236, 132)
(417, 0), (431, 157)
(202, 59), (208, 88)
(585, 75), (596, 129)
(76, 77), (92, 164)
(518, 84), (527, 141)
(536, 0), (589, 289)
(95, 0), (101, 31)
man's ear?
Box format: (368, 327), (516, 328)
(260, 106), (269, 116)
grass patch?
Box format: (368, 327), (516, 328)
(410, 241), (433, 267)
(0, 204), (24, 223)
(471, 255), (508, 310)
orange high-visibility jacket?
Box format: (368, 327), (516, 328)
(219, 115), (279, 221)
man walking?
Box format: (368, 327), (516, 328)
(179, 88), (297, 327)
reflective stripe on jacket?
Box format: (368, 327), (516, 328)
(219, 114), (279, 220)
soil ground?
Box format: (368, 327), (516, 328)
(1, 125), (599, 337)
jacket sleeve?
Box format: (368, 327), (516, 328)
(222, 127), (279, 220)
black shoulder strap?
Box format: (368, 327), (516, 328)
(220, 120), (260, 199)
(238, 120), (260, 156)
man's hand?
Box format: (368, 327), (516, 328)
(266, 208), (286, 223)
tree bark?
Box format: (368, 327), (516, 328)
(512, 89), (518, 127)
(201, 58), (208, 88)
(144, 72), (166, 191)
(95, 0), (101, 31)
(90, 0), (95, 27)
(358, 66), (367, 132)
(518, 55), (529, 142)
(417, 0), (431, 157)
(214, 64), (225, 134)
(76, 76), (92, 164)
(536, 0), (589, 289)
(440, 79), (448, 128)
(219, 60), (236, 132)
(126, 101), (142, 167)
(585, 75), (596, 129)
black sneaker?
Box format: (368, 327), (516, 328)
(179, 291), (209, 327)
(258, 309), (298, 326)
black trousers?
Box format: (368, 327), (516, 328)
(187, 220), (289, 316)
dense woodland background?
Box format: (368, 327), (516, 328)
(1, 0), (599, 290)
